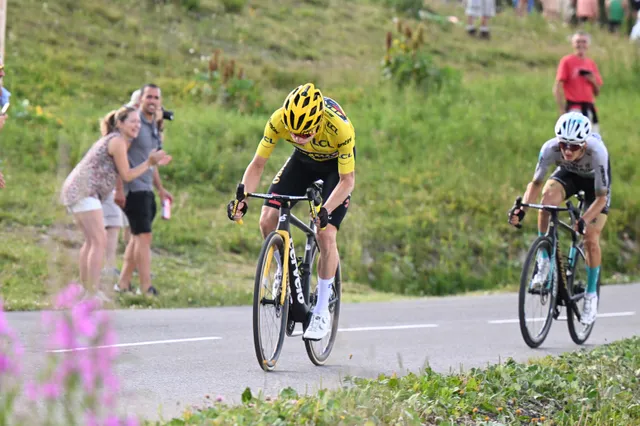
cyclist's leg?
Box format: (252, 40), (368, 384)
(538, 172), (569, 235)
(304, 166), (350, 339)
(259, 155), (310, 238)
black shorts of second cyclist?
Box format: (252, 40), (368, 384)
(124, 190), (157, 235)
(549, 168), (611, 215)
(264, 151), (351, 230)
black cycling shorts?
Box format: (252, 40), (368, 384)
(264, 150), (351, 230)
(124, 190), (157, 235)
(550, 167), (611, 215)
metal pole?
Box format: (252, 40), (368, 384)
(0, 0), (6, 60)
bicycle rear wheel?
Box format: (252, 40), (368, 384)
(253, 231), (289, 372)
(566, 244), (600, 344)
(519, 236), (557, 348)
(305, 256), (342, 366)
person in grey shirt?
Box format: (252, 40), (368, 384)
(115, 84), (173, 296)
(509, 112), (610, 326)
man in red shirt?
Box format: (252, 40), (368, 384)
(553, 31), (603, 133)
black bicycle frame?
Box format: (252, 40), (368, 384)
(274, 202), (320, 323)
(517, 194), (585, 306)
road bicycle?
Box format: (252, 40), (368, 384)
(232, 182), (342, 371)
(512, 191), (600, 348)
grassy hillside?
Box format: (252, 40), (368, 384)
(1, 0), (639, 309)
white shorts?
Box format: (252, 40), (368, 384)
(68, 197), (102, 214)
(102, 192), (124, 228)
(466, 0), (496, 17)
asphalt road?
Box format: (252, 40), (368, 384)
(7, 283), (639, 422)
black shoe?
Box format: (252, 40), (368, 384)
(479, 30), (491, 40)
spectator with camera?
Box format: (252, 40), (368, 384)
(553, 31), (603, 133)
(115, 84), (173, 296)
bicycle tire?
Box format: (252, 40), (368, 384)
(518, 236), (557, 348)
(566, 246), (600, 345)
(305, 260), (342, 366)
(253, 231), (289, 372)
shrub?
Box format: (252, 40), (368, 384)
(382, 21), (461, 92)
(184, 50), (265, 114)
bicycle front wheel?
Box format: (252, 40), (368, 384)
(305, 260), (342, 366)
(566, 245), (600, 345)
(518, 236), (557, 348)
(253, 231), (289, 372)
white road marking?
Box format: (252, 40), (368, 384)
(291, 323), (439, 336)
(339, 324), (439, 332)
(488, 311), (636, 325)
(48, 336), (223, 353)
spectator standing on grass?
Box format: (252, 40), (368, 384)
(101, 89), (142, 281)
(606, 0), (628, 32)
(630, 10), (640, 40)
(466, 0), (496, 39)
(115, 84), (173, 296)
(553, 31), (603, 134)
(576, 0), (599, 22)
(60, 106), (171, 300)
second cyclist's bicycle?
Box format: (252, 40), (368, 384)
(512, 191), (600, 348)
(232, 182), (342, 372)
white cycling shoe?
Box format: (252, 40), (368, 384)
(303, 311), (331, 340)
(581, 292), (598, 325)
(531, 256), (550, 290)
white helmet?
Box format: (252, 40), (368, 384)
(554, 112), (591, 144)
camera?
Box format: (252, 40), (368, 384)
(162, 108), (174, 121)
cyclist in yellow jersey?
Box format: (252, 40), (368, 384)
(227, 83), (356, 340)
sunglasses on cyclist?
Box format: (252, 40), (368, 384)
(559, 141), (584, 152)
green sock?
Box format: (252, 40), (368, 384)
(586, 266), (600, 294)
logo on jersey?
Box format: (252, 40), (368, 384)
(268, 120), (278, 133)
(296, 149), (338, 161)
(339, 153), (352, 161)
(326, 122), (338, 135)
(312, 139), (334, 149)
(338, 138), (352, 148)
(324, 97), (348, 123)
(262, 136), (275, 145)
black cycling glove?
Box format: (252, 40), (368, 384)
(318, 207), (329, 229)
(227, 200), (247, 221)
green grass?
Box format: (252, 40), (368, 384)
(1, 0), (640, 309)
(152, 336), (640, 425)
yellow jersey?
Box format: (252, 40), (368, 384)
(256, 97), (356, 175)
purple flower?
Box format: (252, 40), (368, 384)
(42, 381), (62, 400)
(104, 415), (120, 426)
(85, 411), (99, 426)
(124, 415), (139, 426)
(78, 353), (96, 392)
(0, 353), (10, 374)
(25, 381), (39, 401)
(55, 283), (84, 309)
(52, 318), (77, 350)
(216, 395), (224, 402)
(72, 302), (98, 338)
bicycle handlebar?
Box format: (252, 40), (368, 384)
(512, 190), (584, 229)
(231, 182), (323, 225)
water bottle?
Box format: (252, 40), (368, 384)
(162, 198), (172, 220)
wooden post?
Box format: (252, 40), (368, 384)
(0, 0), (6, 60)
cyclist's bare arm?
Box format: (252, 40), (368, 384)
(522, 180), (543, 205)
(241, 154), (268, 197)
(322, 171), (354, 215)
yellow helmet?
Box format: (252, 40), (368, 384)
(282, 83), (324, 135)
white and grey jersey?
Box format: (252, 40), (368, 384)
(533, 133), (610, 194)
